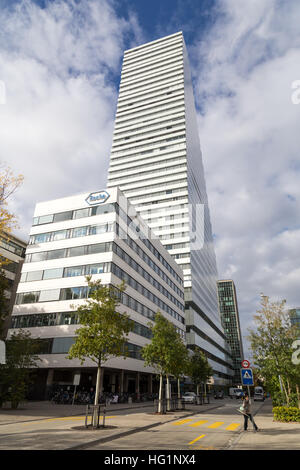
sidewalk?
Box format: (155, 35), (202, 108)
(230, 400), (300, 450)
(0, 400), (224, 450)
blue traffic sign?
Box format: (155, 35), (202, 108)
(241, 368), (254, 385)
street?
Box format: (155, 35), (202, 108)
(0, 398), (277, 451)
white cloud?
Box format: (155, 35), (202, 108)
(0, 0), (143, 239)
(191, 0), (300, 355)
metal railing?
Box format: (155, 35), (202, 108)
(154, 398), (186, 413)
(85, 405), (106, 429)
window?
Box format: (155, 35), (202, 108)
(34, 232), (51, 243)
(73, 208), (90, 219)
(38, 214), (54, 225)
(61, 313), (78, 325)
(52, 230), (68, 241)
(60, 286), (88, 301)
(85, 263), (106, 275)
(64, 266), (83, 277)
(88, 243), (105, 254)
(68, 246), (85, 257)
(16, 291), (40, 304)
(31, 252), (47, 262)
(26, 270), (43, 282)
(72, 226), (88, 238)
(47, 249), (65, 260)
(52, 337), (75, 354)
(53, 211), (73, 223)
(43, 268), (64, 280)
(89, 224), (108, 235)
(39, 289), (60, 302)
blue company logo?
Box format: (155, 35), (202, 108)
(85, 191), (110, 205)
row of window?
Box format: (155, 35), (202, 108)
(112, 119), (184, 147)
(114, 113), (185, 141)
(122, 49), (183, 77)
(122, 39), (182, 68)
(25, 241), (112, 264)
(140, 202), (187, 218)
(112, 115), (184, 143)
(31, 201), (181, 287)
(20, 262), (110, 283)
(120, 58), (183, 91)
(32, 203), (115, 227)
(109, 156), (186, 177)
(0, 257), (19, 274)
(114, 101), (185, 132)
(28, 336), (143, 360)
(137, 195), (188, 209)
(112, 241), (183, 307)
(116, 224), (183, 296)
(0, 237), (26, 258)
(109, 163), (187, 184)
(109, 145), (186, 170)
(130, 187), (187, 203)
(16, 266), (184, 325)
(29, 222), (113, 245)
(111, 263), (184, 321)
(10, 312), (152, 340)
(116, 205), (183, 286)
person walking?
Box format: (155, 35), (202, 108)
(241, 392), (259, 432)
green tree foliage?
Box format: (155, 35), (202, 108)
(188, 347), (213, 395)
(0, 330), (40, 408)
(142, 312), (189, 412)
(248, 295), (300, 408)
(67, 277), (133, 407)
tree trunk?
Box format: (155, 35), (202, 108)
(158, 373), (163, 413)
(296, 384), (300, 409)
(93, 360), (102, 427)
(166, 375), (170, 411)
(177, 378), (180, 398)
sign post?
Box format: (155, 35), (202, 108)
(72, 374), (81, 405)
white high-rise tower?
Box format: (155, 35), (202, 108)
(107, 32), (233, 385)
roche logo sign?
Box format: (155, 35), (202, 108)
(86, 191), (110, 205)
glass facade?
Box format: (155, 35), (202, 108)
(217, 280), (244, 385)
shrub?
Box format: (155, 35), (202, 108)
(273, 406), (300, 422)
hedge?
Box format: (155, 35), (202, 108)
(273, 406), (300, 422)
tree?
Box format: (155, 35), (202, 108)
(142, 312), (189, 412)
(0, 330), (41, 408)
(67, 277), (133, 413)
(0, 165), (23, 241)
(248, 295), (300, 408)
(188, 347), (213, 396)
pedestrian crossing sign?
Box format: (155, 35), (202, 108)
(241, 368), (254, 385)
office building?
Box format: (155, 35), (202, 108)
(7, 188), (185, 398)
(0, 232), (26, 338)
(217, 280), (244, 385)
(289, 308), (300, 336)
(107, 32), (233, 385)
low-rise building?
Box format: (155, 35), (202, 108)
(0, 232), (27, 338)
(7, 188), (185, 399)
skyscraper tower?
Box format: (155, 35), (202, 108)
(217, 280), (244, 385)
(107, 32), (233, 385)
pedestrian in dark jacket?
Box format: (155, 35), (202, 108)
(242, 393), (259, 431)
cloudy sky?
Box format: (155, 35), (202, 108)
(1, 0), (300, 357)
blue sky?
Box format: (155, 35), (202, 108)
(1, 0), (300, 359)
